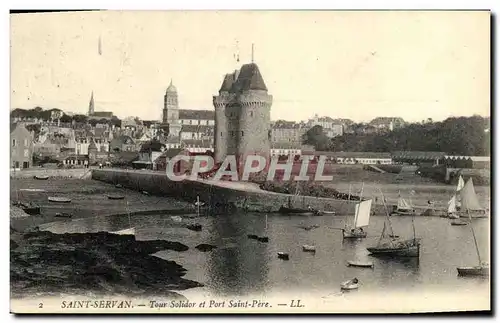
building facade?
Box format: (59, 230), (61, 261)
(10, 123), (34, 169)
(213, 63), (273, 164)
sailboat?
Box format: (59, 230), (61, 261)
(343, 199), (372, 239)
(391, 191), (415, 216)
(447, 195), (460, 219)
(367, 189), (420, 257)
(457, 211), (489, 276)
(111, 200), (135, 236)
(458, 178), (487, 218)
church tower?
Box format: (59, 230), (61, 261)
(88, 91), (95, 116)
(162, 80), (181, 137)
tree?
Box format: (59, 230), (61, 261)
(72, 114), (88, 124)
(302, 125), (331, 151)
(60, 114), (72, 123)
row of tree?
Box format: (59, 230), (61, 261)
(10, 107), (122, 127)
(303, 116), (490, 156)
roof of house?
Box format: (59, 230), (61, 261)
(271, 142), (304, 150)
(161, 148), (185, 158)
(178, 109), (215, 120)
(140, 140), (166, 152)
(370, 117), (405, 125)
(91, 111), (114, 118)
(444, 155), (490, 162)
(110, 135), (135, 145)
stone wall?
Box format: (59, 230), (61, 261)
(91, 169), (400, 215)
(10, 168), (92, 179)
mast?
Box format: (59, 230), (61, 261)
(265, 214), (268, 230)
(345, 184), (351, 228)
(353, 182), (365, 227)
(196, 195), (200, 216)
(468, 210), (482, 265)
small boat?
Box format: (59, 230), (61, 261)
(278, 206), (314, 216)
(451, 219), (468, 226)
(457, 265), (489, 277)
(302, 245), (316, 252)
(257, 236), (269, 243)
(390, 192), (415, 216)
(277, 252), (289, 260)
(343, 184), (370, 239)
(48, 197), (72, 203)
(457, 179), (488, 218)
(301, 224), (320, 231)
(247, 234), (258, 240)
(141, 191), (150, 195)
(110, 228), (136, 235)
(318, 210), (336, 215)
(115, 184), (123, 188)
(55, 212), (72, 218)
(456, 203), (489, 277)
(22, 206), (41, 215)
(187, 223), (202, 232)
(171, 216), (183, 222)
(347, 261), (374, 268)
(107, 194), (125, 200)
(34, 175), (49, 180)
(340, 278), (359, 290)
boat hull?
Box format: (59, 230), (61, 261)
(22, 207), (41, 215)
(107, 195), (125, 200)
(450, 220), (468, 226)
(34, 175), (49, 180)
(347, 261), (373, 268)
(391, 209), (415, 216)
(459, 210), (488, 219)
(343, 230), (367, 239)
(367, 240), (421, 257)
(48, 197), (71, 203)
(457, 266), (489, 277)
(278, 207), (314, 216)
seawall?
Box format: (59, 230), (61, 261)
(11, 168), (92, 180)
(91, 169), (410, 215)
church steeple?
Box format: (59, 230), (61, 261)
(88, 91), (95, 116)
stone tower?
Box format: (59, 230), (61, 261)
(213, 63), (273, 165)
(162, 80), (181, 137)
(88, 91), (95, 116)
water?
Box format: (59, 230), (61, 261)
(41, 212), (490, 300)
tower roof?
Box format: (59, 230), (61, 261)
(166, 79), (177, 93)
(219, 74), (235, 92)
(231, 63), (268, 92)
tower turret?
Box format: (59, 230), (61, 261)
(162, 79), (181, 137)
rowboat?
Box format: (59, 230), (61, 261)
(257, 236), (269, 243)
(55, 212), (72, 218)
(187, 223), (202, 232)
(347, 261), (374, 268)
(302, 245), (316, 252)
(278, 206), (314, 216)
(171, 216), (183, 222)
(277, 252), (289, 260)
(110, 228), (136, 236)
(340, 278), (359, 290)
(450, 219), (468, 226)
(107, 194), (125, 200)
(115, 184), (123, 188)
(247, 234), (258, 240)
(34, 175), (49, 180)
(457, 265), (489, 277)
(48, 197), (71, 203)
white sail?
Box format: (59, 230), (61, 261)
(456, 175), (465, 192)
(398, 198), (412, 210)
(460, 178), (483, 211)
(447, 195), (457, 213)
(354, 199), (372, 228)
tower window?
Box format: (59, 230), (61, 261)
(250, 111), (254, 117)
(241, 131), (244, 137)
(220, 132), (223, 137)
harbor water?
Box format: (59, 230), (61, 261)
(40, 211), (490, 300)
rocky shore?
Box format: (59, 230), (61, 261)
(10, 178), (204, 299)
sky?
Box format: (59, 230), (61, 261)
(10, 10), (490, 122)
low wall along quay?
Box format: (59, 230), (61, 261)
(91, 169), (428, 216)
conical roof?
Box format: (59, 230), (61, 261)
(231, 63), (268, 92)
(219, 74), (235, 92)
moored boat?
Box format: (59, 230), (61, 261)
(48, 197), (72, 203)
(302, 245), (316, 252)
(347, 261), (374, 268)
(55, 212), (72, 218)
(277, 252), (289, 260)
(247, 234), (258, 240)
(367, 189), (421, 258)
(457, 179), (487, 218)
(278, 206), (315, 216)
(343, 199), (372, 239)
(171, 216), (183, 222)
(34, 175), (49, 180)
(340, 278), (359, 290)
(257, 236), (269, 243)
(107, 194), (125, 200)
(187, 223), (202, 232)
(450, 219), (468, 226)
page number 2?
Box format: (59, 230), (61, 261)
(38, 303), (43, 309)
